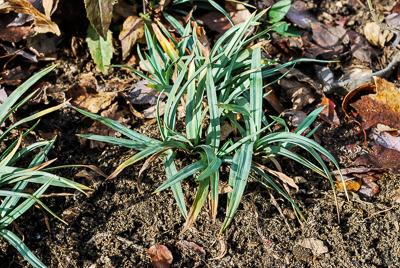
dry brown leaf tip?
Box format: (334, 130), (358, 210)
(0, 0), (60, 35)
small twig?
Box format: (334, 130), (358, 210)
(40, 193), (74, 198)
(356, 205), (397, 223)
(268, 192), (294, 235)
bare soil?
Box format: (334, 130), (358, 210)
(1, 108), (399, 268)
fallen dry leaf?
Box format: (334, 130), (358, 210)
(370, 125), (400, 152)
(311, 23), (348, 48)
(297, 238), (328, 256)
(119, 16), (144, 60)
(347, 30), (377, 64)
(84, 0), (116, 38)
(319, 95), (339, 125)
(265, 167), (299, 191)
(264, 87), (284, 113)
(227, 2), (251, 25)
(359, 175), (380, 197)
(176, 240), (206, 256)
(27, 34), (57, 58)
(142, 101), (166, 119)
(286, 1), (317, 29)
(0, 15), (32, 42)
(128, 80), (164, 105)
(148, 244), (173, 268)
(42, 0), (59, 17)
(0, 43), (37, 62)
(279, 68), (322, 110)
(336, 179), (362, 192)
(364, 22), (393, 48)
(0, 0), (60, 35)
(78, 92), (117, 114)
(200, 3), (250, 34)
(343, 77), (400, 129)
(355, 144), (400, 171)
(66, 73), (118, 114)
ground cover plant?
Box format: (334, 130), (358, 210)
(0, 66), (90, 268)
(1, 0), (400, 266)
(75, 12), (347, 232)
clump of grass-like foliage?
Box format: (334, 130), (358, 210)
(0, 66), (90, 268)
(75, 12), (346, 232)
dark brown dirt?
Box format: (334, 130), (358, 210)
(1, 107), (400, 268)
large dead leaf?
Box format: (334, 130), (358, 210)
(0, 0), (60, 35)
(148, 244), (173, 268)
(67, 73), (117, 113)
(311, 22), (348, 48)
(84, 0), (116, 38)
(119, 16), (144, 60)
(344, 77), (400, 129)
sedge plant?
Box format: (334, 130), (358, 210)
(0, 65), (90, 268)
(75, 12), (347, 232)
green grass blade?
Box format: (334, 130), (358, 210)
(0, 135), (22, 168)
(182, 178), (209, 232)
(0, 120), (40, 160)
(0, 103), (65, 142)
(250, 46), (263, 134)
(77, 134), (147, 150)
(251, 165), (304, 220)
(73, 106), (160, 145)
(209, 172), (219, 221)
(205, 66), (221, 151)
(155, 161), (206, 192)
(108, 144), (170, 180)
(163, 55), (194, 135)
(185, 60), (204, 143)
(208, 0), (234, 26)
(0, 229), (46, 268)
(0, 180), (51, 227)
(221, 142), (253, 231)
(0, 65), (56, 126)
(1, 139), (55, 218)
(165, 151), (188, 218)
(295, 106), (324, 135)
